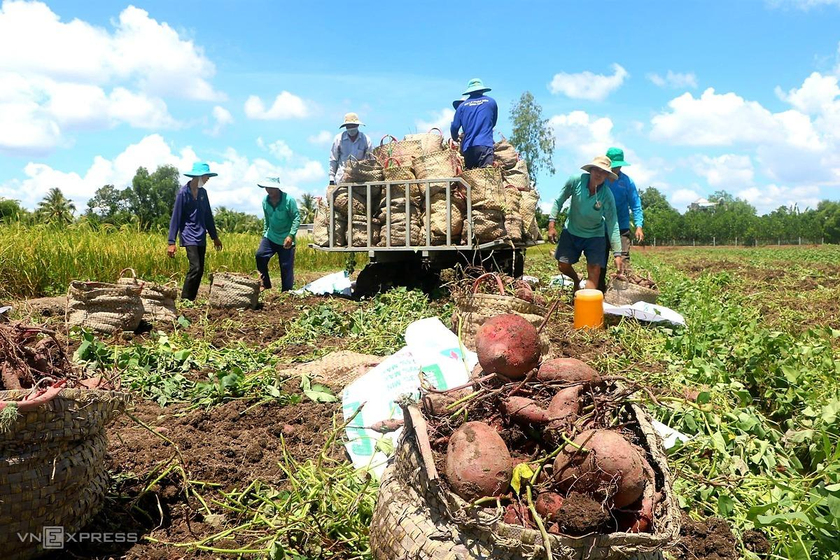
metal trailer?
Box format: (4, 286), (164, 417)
(311, 177), (541, 296)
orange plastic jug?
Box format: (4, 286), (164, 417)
(574, 289), (604, 329)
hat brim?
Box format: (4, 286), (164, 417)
(258, 183), (281, 189)
(184, 172), (218, 178)
(339, 122), (364, 128)
(462, 86), (491, 95)
(609, 160), (630, 168)
(581, 164), (618, 182)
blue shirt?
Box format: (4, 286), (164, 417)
(167, 183), (218, 246)
(604, 171), (644, 230)
(450, 94), (497, 151)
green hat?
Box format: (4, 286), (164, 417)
(606, 147), (630, 168)
(462, 78), (491, 95)
(184, 162), (218, 177)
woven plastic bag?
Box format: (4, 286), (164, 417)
(493, 133), (519, 169)
(504, 186), (524, 243)
(343, 155), (384, 188)
(461, 167), (505, 211)
(404, 128), (444, 155)
(349, 217), (381, 247)
(116, 269), (177, 322)
(503, 159), (531, 191)
(378, 197), (424, 247)
(428, 191), (466, 245)
(208, 272), (260, 310)
(66, 281), (144, 335)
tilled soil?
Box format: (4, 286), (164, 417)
(672, 514), (739, 560)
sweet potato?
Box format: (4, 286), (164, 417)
(547, 385), (581, 422)
(515, 286), (535, 303)
(537, 358), (602, 386)
(553, 429), (646, 508)
(446, 421), (512, 501)
(535, 492), (565, 521)
(422, 387), (474, 416)
(475, 314), (541, 379)
(504, 396), (549, 424)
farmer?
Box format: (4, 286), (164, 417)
(546, 156), (622, 291)
(603, 147), (644, 273)
(450, 78), (498, 169)
(167, 162), (222, 301)
(255, 178), (300, 292)
(329, 113), (373, 185)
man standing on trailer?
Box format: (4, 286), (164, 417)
(167, 162), (223, 301)
(329, 113), (373, 185)
(450, 78), (497, 169)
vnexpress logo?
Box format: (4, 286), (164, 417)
(43, 526), (65, 549)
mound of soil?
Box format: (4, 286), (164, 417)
(554, 492), (610, 535)
(742, 528), (770, 555)
(673, 514), (738, 560)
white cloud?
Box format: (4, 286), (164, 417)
(244, 92), (310, 120)
(670, 188), (702, 210)
(693, 154), (754, 187)
(549, 110), (614, 158)
(548, 64), (629, 101)
(775, 72), (840, 114)
(107, 87), (178, 129)
(0, 2), (224, 101)
(0, 99), (62, 155)
(257, 137), (294, 161)
(647, 71), (697, 89)
(0, 134), (327, 214)
(737, 184), (821, 214)
(766, 0), (840, 9)
(206, 106), (233, 137)
(415, 108), (455, 137)
(308, 130), (334, 146)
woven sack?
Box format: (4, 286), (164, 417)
(370, 403), (679, 560)
(504, 186), (525, 243)
(381, 157), (424, 203)
(116, 269), (177, 322)
(461, 167), (505, 210)
(349, 217), (382, 247)
(331, 184), (381, 218)
(313, 198), (348, 247)
(503, 159), (531, 191)
(605, 279), (660, 306)
(413, 149), (461, 200)
(467, 207), (506, 243)
(208, 272), (260, 310)
(378, 197), (424, 247)
(0, 388), (131, 560)
(427, 191), (466, 246)
(404, 128), (445, 155)
(372, 135), (399, 165)
(493, 134), (519, 170)
(66, 281), (144, 335)
(527, 217), (542, 243)
(343, 156), (384, 191)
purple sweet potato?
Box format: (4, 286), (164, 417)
(446, 422), (512, 501)
(537, 358), (602, 386)
(475, 314), (541, 379)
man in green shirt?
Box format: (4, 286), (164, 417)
(546, 156), (622, 291)
(255, 178), (301, 291)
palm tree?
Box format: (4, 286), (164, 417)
(36, 188), (76, 225)
(299, 193), (316, 224)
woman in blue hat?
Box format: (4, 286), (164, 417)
(255, 178), (300, 291)
(450, 79), (498, 169)
(167, 162), (223, 301)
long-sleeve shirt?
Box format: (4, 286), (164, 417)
(329, 131), (373, 183)
(450, 94), (497, 151)
(263, 193), (301, 246)
(549, 173), (621, 254)
(604, 171), (644, 230)
(167, 183), (218, 246)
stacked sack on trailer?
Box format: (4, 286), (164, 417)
(313, 128), (542, 247)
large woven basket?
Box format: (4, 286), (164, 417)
(0, 388), (131, 560)
(428, 191), (466, 245)
(413, 150), (460, 188)
(116, 269), (177, 322)
(503, 159), (531, 191)
(382, 157), (423, 203)
(493, 134), (519, 170)
(369, 403), (679, 560)
(66, 281), (144, 335)
(378, 197), (424, 247)
(467, 207), (507, 243)
(504, 186), (525, 243)
(404, 128), (445, 155)
(208, 272), (260, 309)
(605, 279), (660, 307)
(343, 156), (384, 187)
(461, 167), (505, 211)
(520, 189), (540, 242)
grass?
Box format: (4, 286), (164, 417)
(0, 222), (363, 298)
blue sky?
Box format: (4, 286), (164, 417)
(2, 0), (840, 216)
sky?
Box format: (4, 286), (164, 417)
(2, 0), (840, 217)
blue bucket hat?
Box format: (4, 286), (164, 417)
(257, 176), (283, 189)
(184, 162), (218, 177)
(462, 78), (491, 95)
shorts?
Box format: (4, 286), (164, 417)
(555, 229), (607, 268)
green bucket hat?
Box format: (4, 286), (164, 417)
(462, 78), (491, 95)
(606, 147), (630, 168)
(184, 162), (218, 177)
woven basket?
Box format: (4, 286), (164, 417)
(413, 149), (461, 198)
(503, 159), (531, 191)
(0, 389), (131, 560)
(427, 191), (466, 246)
(116, 269), (177, 322)
(369, 403), (679, 560)
(467, 207), (507, 243)
(343, 156), (384, 188)
(208, 272), (260, 309)
(404, 128), (445, 155)
(504, 186), (524, 243)
(520, 189), (540, 237)
(605, 280), (660, 307)
(494, 134), (519, 170)
(461, 167), (505, 210)
(378, 197), (424, 247)
(66, 281), (144, 335)
(349, 217), (382, 247)
(313, 198), (348, 247)
(382, 157), (423, 203)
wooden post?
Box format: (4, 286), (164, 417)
(798, 237), (801, 245)
(653, 237), (656, 247)
(713, 236), (716, 247)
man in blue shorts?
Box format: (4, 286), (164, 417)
(546, 156), (622, 291)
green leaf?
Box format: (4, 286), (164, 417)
(375, 436), (395, 456)
(717, 494), (735, 517)
(177, 315), (190, 328)
(304, 383), (337, 403)
(510, 462), (534, 495)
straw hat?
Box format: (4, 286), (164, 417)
(184, 162), (218, 177)
(339, 112), (364, 128)
(581, 156), (618, 181)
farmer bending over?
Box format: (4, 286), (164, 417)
(450, 78), (497, 169)
(547, 156), (622, 291)
(167, 162), (222, 301)
(255, 178), (300, 291)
